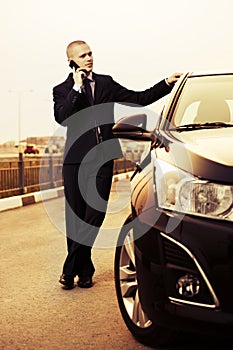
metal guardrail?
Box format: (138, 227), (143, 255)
(0, 155), (136, 199)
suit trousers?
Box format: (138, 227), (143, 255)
(62, 155), (114, 278)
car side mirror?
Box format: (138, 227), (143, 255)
(113, 113), (157, 142)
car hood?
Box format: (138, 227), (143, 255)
(177, 128), (233, 166)
(166, 128), (233, 183)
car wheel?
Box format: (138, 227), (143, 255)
(114, 217), (178, 346)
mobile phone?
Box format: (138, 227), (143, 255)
(69, 60), (87, 75)
(69, 60), (79, 70)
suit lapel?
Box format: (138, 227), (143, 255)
(92, 72), (100, 104)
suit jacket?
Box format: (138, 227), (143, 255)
(53, 72), (173, 163)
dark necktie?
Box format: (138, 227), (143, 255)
(83, 78), (94, 105)
(83, 78), (102, 143)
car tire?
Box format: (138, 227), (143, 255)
(114, 216), (178, 347)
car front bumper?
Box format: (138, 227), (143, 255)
(134, 209), (233, 337)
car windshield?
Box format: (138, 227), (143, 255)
(171, 74), (233, 129)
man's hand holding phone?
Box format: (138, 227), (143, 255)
(69, 60), (87, 85)
(72, 67), (87, 85)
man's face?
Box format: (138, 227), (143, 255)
(70, 44), (93, 73)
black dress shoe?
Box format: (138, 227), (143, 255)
(77, 277), (93, 288)
(59, 274), (74, 289)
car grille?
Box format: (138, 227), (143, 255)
(160, 232), (220, 308)
(162, 238), (197, 271)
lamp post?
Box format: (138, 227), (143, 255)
(9, 89), (33, 146)
(8, 89), (33, 194)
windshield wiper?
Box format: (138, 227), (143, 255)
(170, 122), (233, 132)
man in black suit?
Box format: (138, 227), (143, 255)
(53, 40), (181, 289)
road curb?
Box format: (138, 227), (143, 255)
(0, 171), (133, 212)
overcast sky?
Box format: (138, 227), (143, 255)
(1, 0), (233, 143)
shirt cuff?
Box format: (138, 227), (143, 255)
(165, 78), (172, 87)
(73, 83), (82, 92)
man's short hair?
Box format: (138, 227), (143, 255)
(66, 40), (87, 57)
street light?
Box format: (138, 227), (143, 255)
(8, 89), (33, 194)
(8, 89), (33, 150)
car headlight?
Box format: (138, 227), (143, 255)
(154, 160), (233, 221)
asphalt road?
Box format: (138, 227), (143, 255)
(0, 179), (231, 350)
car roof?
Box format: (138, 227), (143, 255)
(188, 69), (233, 77)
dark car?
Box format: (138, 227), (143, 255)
(24, 144), (39, 155)
(113, 71), (233, 346)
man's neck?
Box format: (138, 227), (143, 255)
(87, 71), (93, 80)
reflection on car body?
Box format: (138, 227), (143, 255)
(113, 70), (233, 346)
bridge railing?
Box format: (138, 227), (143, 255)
(0, 155), (136, 199)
